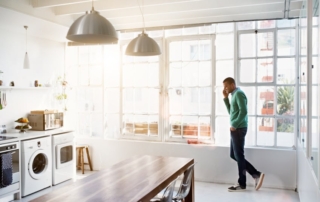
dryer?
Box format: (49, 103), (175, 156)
(21, 136), (51, 197)
(52, 131), (74, 185)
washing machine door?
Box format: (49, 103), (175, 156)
(28, 149), (49, 180)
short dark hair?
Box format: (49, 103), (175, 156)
(223, 77), (236, 85)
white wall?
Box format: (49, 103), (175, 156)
(76, 138), (297, 190)
(0, 8), (66, 130)
(297, 142), (320, 202)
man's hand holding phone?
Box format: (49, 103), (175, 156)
(223, 89), (228, 98)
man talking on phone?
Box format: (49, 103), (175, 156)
(223, 77), (265, 192)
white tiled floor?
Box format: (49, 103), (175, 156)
(17, 170), (300, 202)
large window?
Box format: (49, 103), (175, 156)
(166, 35), (213, 142)
(237, 20), (296, 148)
(66, 20), (298, 148)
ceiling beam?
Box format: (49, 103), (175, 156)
(53, 0), (285, 16)
(93, 2), (286, 21)
(31, 0), (92, 8)
(114, 11), (284, 30)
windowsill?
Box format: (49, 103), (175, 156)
(75, 136), (296, 151)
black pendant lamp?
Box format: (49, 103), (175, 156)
(66, 1), (118, 44)
(125, 0), (161, 56)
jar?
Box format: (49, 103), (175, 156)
(35, 80), (38, 87)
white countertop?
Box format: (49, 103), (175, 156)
(0, 128), (74, 144)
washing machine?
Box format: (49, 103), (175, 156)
(52, 131), (75, 185)
(21, 136), (52, 197)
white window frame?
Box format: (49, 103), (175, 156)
(118, 38), (164, 142)
(164, 34), (216, 143)
(236, 21), (297, 148)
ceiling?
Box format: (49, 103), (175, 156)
(0, 0), (302, 31)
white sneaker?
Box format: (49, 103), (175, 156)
(255, 173), (265, 190)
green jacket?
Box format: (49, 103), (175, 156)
(223, 88), (248, 129)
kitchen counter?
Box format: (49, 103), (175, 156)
(0, 128), (74, 144)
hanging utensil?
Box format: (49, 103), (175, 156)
(0, 91), (2, 110)
(2, 92), (6, 108)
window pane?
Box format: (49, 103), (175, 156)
(79, 67), (89, 86)
(277, 86), (295, 115)
(257, 20), (275, 29)
(277, 118), (295, 147)
(165, 28), (182, 37)
(246, 117), (256, 146)
(89, 46), (102, 65)
(237, 21), (255, 30)
(105, 65), (120, 87)
(216, 87), (229, 115)
(277, 58), (296, 84)
(215, 60), (234, 85)
(199, 116), (211, 137)
(277, 29), (295, 56)
(239, 34), (256, 57)
(182, 41), (199, 61)
(149, 89), (159, 114)
(241, 87), (256, 115)
(105, 89), (120, 113)
(170, 116), (182, 136)
(312, 86), (318, 117)
(134, 88), (148, 114)
(89, 65), (103, 86)
(216, 23), (234, 33)
(91, 114), (103, 137)
(258, 87), (274, 115)
(148, 115), (159, 135)
(182, 62), (198, 86)
(215, 117), (230, 146)
(199, 40), (211, 60)
(240, 59), (256, 83)
(183, 88), (198, 114)
(257, 58), (273, 83)
(123, 88), (134, 113)
(199, 61), (211, 86)
(313, 57), (318, 84)
(105, 114), (120, 138)
(216, 34), (234, 59)
(123, 114), (134, 134)
(76, 87), (102, 112)
(199, 25), (215, 34)
(257, 117), (274, 146)
(170, 62), (182, 87)
(123, 64), (134, 87)
(257, 32), (274, 57)
(277, 19), (295, 28)
(313, 27), (318, 55)
(134, 115), (148, 135)
(183, 27), (198, 35)
(169, 88), (182, 114)
(148, 63), (159, 87)
(199, 87), (211, 115)
(134, 64), (148, 87)
(300, 86), (307, 116)
(170, 41), (181, 61)
(182, 116), (198, 136)
(300, 57), (307, 84)
(300, 28), (307, 55)
(79, 46), (89, 65)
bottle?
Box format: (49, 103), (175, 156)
(35, 80), (38, 87)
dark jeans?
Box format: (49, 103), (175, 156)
(230, 127), (260, 188)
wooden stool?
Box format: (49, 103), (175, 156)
(76, 145), (93, 174)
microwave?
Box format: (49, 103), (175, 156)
(28, 112), (63, 131)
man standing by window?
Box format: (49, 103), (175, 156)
(223, 77), (265, 192)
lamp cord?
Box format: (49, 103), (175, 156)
(137, 0), (146, 32)
(25, 26), (28, 52)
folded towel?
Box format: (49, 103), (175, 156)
(0, 153), (13, 187)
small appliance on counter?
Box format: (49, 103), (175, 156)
(28, 110), (63, 131)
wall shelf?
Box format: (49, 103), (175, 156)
(0, 87), (53, 90)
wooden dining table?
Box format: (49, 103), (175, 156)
(31, 155), (195, 202)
